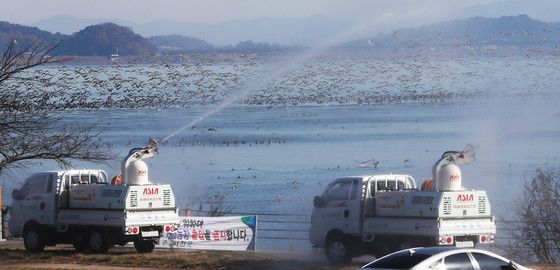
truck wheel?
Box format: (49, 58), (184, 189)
(73, 233), (88, 252)
(134, 239), (155, 253)
(24, 226), (45, 252)
(87, 231), (110, 253)
(325, 234), (351, 264)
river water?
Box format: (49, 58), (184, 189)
(2, 56), (560, 251)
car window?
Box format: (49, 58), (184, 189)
(21, 175), (48, 197)
(472, 253), (510, 270)
(429, 259), (443, 269)
(444, 253), (475, 270)
(362, 250), (431, 269)
(350, 179), (359, 200)
(323, 180), (351, 203)
(46, 174), (53, 193)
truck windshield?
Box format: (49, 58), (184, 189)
(19, 175), (48, 199)
(323, 181), (352, 202)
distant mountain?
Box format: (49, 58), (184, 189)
(148, 35), (213, 52)
(348, 15), (560, 49)
(0, 20), (293, 56)
(136, 16), (353, 46)
(31, 15), (135, 35)
(1, 21), (156, 56)
(6, 15), (560, 57)
(33, 15), (353, 46)
(58, 23), (156, 56)
(0, 21), (64, 50)
(455, 0), (560, 23)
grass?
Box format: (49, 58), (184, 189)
(1, 241), (557, 270)
(0, 241), (361, 270)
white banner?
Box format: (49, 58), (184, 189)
(158, 215), (257, 251)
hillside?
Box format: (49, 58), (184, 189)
(348, 15), (560, 49)
(454, 0), (560, 23)
(31, 15), (134, 35)
(33, 15), (353, 46)
(0, 21), (157, 56)
(57, 23), (156, 56)
(3, 15), (560, 56)
(148, 35), (213, 52)
(0, 21), (64, 50)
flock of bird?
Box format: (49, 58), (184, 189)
(14, 49), (553, 220)
(8, 52), (560, 110)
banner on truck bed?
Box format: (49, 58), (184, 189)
(158, 215), (257, 251)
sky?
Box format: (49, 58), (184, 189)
(2, 0), (495, 24)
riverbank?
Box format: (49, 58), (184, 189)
(0, 240), (555, 270)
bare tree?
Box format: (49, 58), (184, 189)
(0, 39), (112, 173)
(205, 193), (235, 217)
(506, 168), (560, 264)
(186, 192), (235, 217)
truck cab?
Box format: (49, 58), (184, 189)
(309, 175), (415, 252)
(309, 173), (495, 264)
(9, 170), (108, 238)
(9, 172), (57, 236)
(9, 140), (179, 253)
(9, 169), (178, 253)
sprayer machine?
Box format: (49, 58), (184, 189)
(8, 139), (179, 253)
(309, 148), (496, 264)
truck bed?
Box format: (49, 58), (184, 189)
(363, 216), (496, 238)
(58, 208), (178, 227)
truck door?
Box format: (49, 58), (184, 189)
(11, 173), (56, 226)
(346, 178), (363, 234)
(42, 173), (58, 225)
(320, 178), (362, 235)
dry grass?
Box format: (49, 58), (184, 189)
(0, 241), (360, 270)
(0, 241), (558, 270)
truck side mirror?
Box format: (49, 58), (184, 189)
(313, 196), (325, 208)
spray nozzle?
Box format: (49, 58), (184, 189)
(127, 138), (159, 157)
(440, 146), (475, 165)
(147, 138), (159, 154)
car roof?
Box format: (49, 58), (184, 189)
(405, 246), (504, 256)
(364, 247), (521, 270)
(407, 246), (462, 255)
(374, 247), (508, 262)
(389, 247), (515, 265)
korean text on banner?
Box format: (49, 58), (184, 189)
(158, 215), (257, 251)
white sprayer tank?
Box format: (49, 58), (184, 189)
(126, 160), (150, 185)
(437, 163), (462, 191)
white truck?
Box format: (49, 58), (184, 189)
(8, 139), (179, 253)
(309, 150), (497, 263)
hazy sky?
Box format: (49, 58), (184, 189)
(2, 0), (495, 24)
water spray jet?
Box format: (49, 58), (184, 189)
(159, 6), (451, 144)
